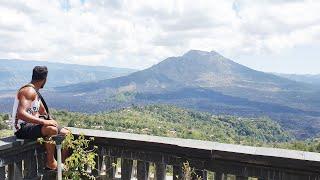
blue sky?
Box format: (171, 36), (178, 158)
(0, 0), (319, 74)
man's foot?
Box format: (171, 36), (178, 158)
(46, 160), (57, 170)
(44, 164), (65, 172)
(44, 167), (57, 171)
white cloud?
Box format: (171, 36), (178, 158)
(0, 0), (319, 69)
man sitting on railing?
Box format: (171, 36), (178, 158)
(11, 66), (70, 171)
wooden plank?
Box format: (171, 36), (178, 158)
(173, 165), (183, 180)
(137, 160), (149, 180)
(14, 161), (23, 180)
(92, 152), (103, 176)
(193, 169), (203, 179)
(105, 156), (116, 179)
(206, 159), (320, 180)
(37, 152), (46, 173)
(203, 170), (208, 180)
(155, 163), (166, 180)
(215, 172), (224, 180)
(235, 176), (247, 180)
(281, 172), (311, 180)
(0, 166), (5, 180)
(24, 150), (37, 179)
(121, 158), (133, 180)
(69, 127), (320, 165)
(105, 145), (206, 170)
(8, 163), (14, 180)
(193, 169), (208, 180)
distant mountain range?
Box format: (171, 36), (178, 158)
(1, 51), (320, 139)
(56, 50), (319, 112)
(0, 59), (136, 90)
(275, 73), (320, 85)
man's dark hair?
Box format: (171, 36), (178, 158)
(32, 66), (48, 81)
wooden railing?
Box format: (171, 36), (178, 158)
(1, 127), (320, 180)
(0, 136), (44, 180)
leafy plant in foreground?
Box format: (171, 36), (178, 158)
(38, 133), (98, 180)
(63, 133), (97, 180)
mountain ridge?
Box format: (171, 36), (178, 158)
(0, 59), (137, 90)
(56, 50), (316, 111)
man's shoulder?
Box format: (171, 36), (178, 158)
(17, 86), (37, 100)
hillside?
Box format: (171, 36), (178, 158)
(53, 104), (293, 145)
(0, 59), (136, 90)
(2, 105), (320, 152)
(55, 50), (320, 113)
(59, 50), (307, 91)
(57, 50), (317, 112)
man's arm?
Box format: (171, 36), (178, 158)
(16, 87), (56, 126)
(39, 101), (48, 115)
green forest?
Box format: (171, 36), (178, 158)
(1, 104), (320, 152)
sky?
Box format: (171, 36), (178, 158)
(0, 0), (319, 74)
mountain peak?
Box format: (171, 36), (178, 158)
(183, 50), (219, 57)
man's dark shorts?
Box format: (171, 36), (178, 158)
(15, 123), (64, 140)
(15, 123), (44, 140)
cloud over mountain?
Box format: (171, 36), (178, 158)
(0, 0), (319, 70)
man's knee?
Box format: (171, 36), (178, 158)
(59, 128), (71, 135)
(42, 126), (58, 136)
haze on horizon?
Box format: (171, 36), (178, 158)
(0, 0), (319, 74)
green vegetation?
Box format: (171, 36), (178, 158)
(107, 91), (137, 103)
(63, 134), (97, 180)
(0, 114), (12, 138)
(274, 139), (320, 152)
(52, 104), (292, 145)
(0, 114), (9, 129)
(38, 133), (98, 180)
(2, 104), (320, 152)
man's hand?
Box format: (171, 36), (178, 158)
(43, 119), (58, 127)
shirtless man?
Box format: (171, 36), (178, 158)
(12, 66), (70, 170)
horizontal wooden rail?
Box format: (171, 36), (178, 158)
(70, 127), (320, 180)
(1, 127), (320, 180)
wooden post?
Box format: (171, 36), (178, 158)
(8, 162), (23, 180)
(155, 163), (166, 180)
(8, 163), (14, 180)
(37, 152), (46, 173)
(236, 176), (247, 180)
(14, 161), (23, 180)
(137, 160), (149, 180)
(92, 153), (103, 176)
(194, 169), (207, 180)
(215, 172), (224, 180)
(203, 170), (208, 180)
(105, 156), (116, 179)
(24, 150), (37, 179)
(121, 158), (133, 180)
(0, 166), (5, 180)
(173, 165), (183, 180)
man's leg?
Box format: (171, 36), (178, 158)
(41, 126), (58, 169)
(59, 128), (71, 162)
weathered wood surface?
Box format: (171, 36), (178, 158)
(105, 156), (117, 179)
(155, 162), (166, 180)
(70, 127), (320, 179)
(0, 136), (44, 180)
(121, 158), (133, 180)
(2, 127), (320, 180)
(137, 160), (149, 180)
(173, 164), (183, 180)
(69, 127), (320, 163)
